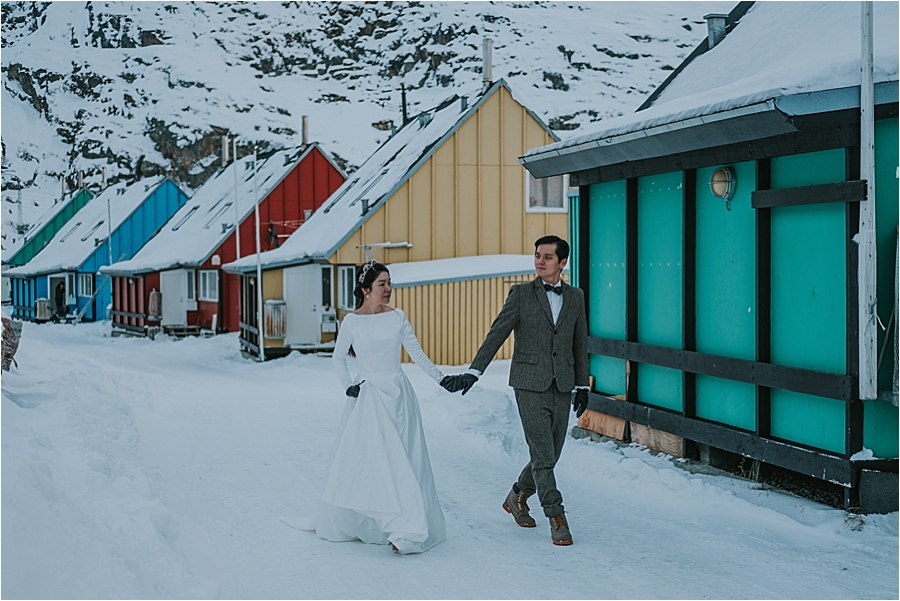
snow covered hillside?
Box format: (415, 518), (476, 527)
(2, 321), (897, 599)
(1, 1), (732, 256)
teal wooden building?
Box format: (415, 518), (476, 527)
(521, 2), (898, 508)
(4, 187), (94, 268)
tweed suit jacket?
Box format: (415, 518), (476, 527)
(470, 277), (589, 393)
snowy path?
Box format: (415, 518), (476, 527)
(2, 322), (897, 599)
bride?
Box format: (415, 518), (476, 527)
(314, 260), (451, 554)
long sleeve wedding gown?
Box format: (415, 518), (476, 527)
(314, 308), (447, 554)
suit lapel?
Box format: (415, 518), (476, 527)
(532, 277), (555, 325)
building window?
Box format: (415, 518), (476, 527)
(338, 265), (356, 311)
(199, 270), (218, 301)
(186, 270), (196, 301)
(78, 273), (93, 298)
(66, 273), (76, 303)
(525, 171), (568, 213)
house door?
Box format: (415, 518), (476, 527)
(160, 270), (187, 326)
(48, 275), (67, 317)
(284, 264), (321, 345)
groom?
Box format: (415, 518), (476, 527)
(442, 235), (589, 546)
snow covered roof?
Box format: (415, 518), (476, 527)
(100, 144), (335, 276)
(521, 1), (900, 178)
(388, 254), (562, 288)
(5, 176), (167, 277)
(2, 187), (93, 264)
(224, 80), (552, 274)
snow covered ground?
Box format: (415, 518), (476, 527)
(2, 321), (898, 599)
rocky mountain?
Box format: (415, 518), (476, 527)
(1, 1), (733, 255)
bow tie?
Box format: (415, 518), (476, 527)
(543, 283), (562, 295)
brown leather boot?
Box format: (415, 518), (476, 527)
(549, 512), (573, 546)
(502, 486), (536, 527)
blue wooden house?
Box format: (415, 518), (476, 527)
(520, 2), (898, 511)
(6, 176), (189, 322)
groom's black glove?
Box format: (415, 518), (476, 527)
(573, 389), (589, 418)
(458, 373), (478, 395)
(346, 380), (365, 398)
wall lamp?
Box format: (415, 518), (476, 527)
(709, 166), (736, 209)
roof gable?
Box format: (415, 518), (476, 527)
(100, 145), (335, 275)
(225, 79), (555, 273)
(5, 176), (169, 277)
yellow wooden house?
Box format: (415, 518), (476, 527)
(223, 79), (569, 363)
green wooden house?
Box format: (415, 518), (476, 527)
(521, 2), (898, 510)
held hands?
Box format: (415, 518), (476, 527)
(572, 389), (589, 418)
(346, 380), (365, 398)
(440, 373), (479, 395)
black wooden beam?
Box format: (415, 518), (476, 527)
(586, 392), (855, 486)
(756, 158), (772, 438)
(682, 169), (697, 421)
(626, 178), (639, 404)
(588, 337), (855, 401)
(751, 180), (867, 209)
(579, 184), (591, 301)
(570, 125), (860, 187)
(844, 145), (864, 511)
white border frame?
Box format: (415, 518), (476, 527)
(524, 169), (569, 214)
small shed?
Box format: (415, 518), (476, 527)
(6, 176), (189, 322)
(224, 79), (569, 362)
(99, 144), (344, 336)
(520, 1), (899, 509)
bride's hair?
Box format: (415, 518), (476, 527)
(353, 260), (389, 309)
(347, 260), (390, 357)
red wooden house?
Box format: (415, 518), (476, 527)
(101, 144), (345, 335)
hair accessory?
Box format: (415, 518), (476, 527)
(358, 259), (378, 285)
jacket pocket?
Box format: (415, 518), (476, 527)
(515, 354), (539, 364)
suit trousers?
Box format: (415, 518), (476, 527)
(514, 383), (571, 518)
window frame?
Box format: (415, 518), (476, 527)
(78, 273), (93, 298)
(186, 269), (196, 302)
(199, 270), (219, 302)
(524, 170), (569, 214)
(338, 265), (356, 311)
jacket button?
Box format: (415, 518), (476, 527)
(553, 352), (557, 357)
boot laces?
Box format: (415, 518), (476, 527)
(516, 492), (530, 512)
(550, 514), (568, 529)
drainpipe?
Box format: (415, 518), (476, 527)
(858, 1), (877, 399)
(704, 13), (728, 50)
(252, 148), (265, 362)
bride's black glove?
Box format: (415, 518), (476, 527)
(346, 380), (365, 398)
(439, 375), (459, 392)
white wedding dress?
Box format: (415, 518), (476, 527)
(314, 308), (447, 554)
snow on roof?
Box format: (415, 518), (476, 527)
(224, 80), (524, 273)
(5, 176), (166, 277)
(524, 2), (899, 160)
(388, 254), (534, 288)
(2, 187), (93, 264)
(100, 145), (322, 276)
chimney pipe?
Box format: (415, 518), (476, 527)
(222, 135), (230, 165)
(78, 170), (84, 189)
(302, 115), (309, 146)
(704, 13), (728, 50)
(102, 166), (108, 188)
(482, 37), (493, 92)
(61, 177), (67, 198)
(401, 84), (409, 125)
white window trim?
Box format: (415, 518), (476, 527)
(338, 265), (356, 311)
(525, 170), (569, 214)
(199, 270), (219, 302)
(78, 273), (93, 298)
